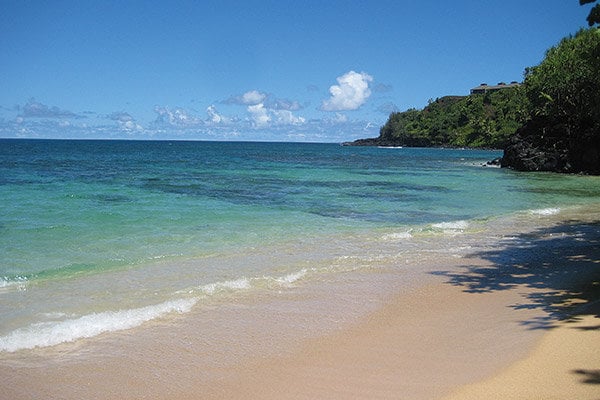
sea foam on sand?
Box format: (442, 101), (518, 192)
(0, 298), (197, 352)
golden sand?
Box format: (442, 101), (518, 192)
(443, 311), (600, 400)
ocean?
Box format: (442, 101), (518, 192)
(1, 139), (599, 356)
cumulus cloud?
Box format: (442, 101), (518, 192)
(225, 90), (268, 106)
(153, 106), (201, 127)
(19, 99), (83, 119)
(267, 98), (302, 111)
(247, 103), (271, 127)
(272, 109), (306, 125)
(206, 105), (232, 124)
(321, 71), (373, 111)
(108, 112), (143, 131)
(246, 103), (307, 128)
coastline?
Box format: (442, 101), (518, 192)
(201, 279), (546, 399)
(201, 213), (600, 400)
(1, 209), (599, 399)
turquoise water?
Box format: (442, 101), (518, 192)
(1, 139), (599, 352)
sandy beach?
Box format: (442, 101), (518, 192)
(1, 217), (599, 400)
(443, 311), (600, 400)
(209, 274), (599, 398)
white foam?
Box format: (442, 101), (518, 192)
(0, 276), (28, 292)
(200, 278), (251, 296)
(0, 298), (197, 353)
(432, 220), (469, 231)
(274, 269), (307, 286)
(381, 231), (413, 241)
(529, 207), (560, 216)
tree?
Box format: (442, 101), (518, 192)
(523, 28), (600, 132)
(503, 27), (600, 173)
(375, 89), (528, 149)
(580, 0), (600, 26)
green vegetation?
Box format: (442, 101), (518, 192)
(378, 87), (529, 149)
(524, 27), (600, 136)
(502, 26), (600, 173)
(581, 0), (600, 26)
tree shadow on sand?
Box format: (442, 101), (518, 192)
(572, 369), (600, 385)
(433, 220), (600, 330)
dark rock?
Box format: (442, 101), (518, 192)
(342, 138), (405, 147)
(502, 116), (600, 174)
(342, 138), (381, 146)
(486, 157), (502, 166)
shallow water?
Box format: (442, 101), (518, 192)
(1, 139), (599, 354)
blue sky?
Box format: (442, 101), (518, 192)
(0, 0), (593, 142)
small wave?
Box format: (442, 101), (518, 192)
(529, 207), (560, 216)
(273, 269), (308, 286)
(0, 298), (197, 353)
(431, 220), (469, 231)
(0, 276), (29, 292)
(199, 278), (251, 296)
(381, 231), (413, 241)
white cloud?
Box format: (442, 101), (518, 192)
(273, 109), (306, 125)
(223, 89), (307, 129)
(321, 71), (373, 111)
(123, 120), (143, 131)
(226, 90), (268, 105)
(247, 103), (271, 127)
(242, 90), (267, 105)
(107, 111), (143, 132)
(153, 106), (201, 127)
(246, 103), (307, 128)
(20, 99), (83, 119)
(267, 98), (302, 111)
(206, 105), (232, 124)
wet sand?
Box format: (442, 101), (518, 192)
(202, 279), (545, 400)
(198, 217), (600, 399)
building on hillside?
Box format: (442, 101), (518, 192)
(470, 81), (521, 94)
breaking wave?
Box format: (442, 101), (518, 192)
(0, 298), (197, 353)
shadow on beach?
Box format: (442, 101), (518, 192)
(433, 220), (600, 330)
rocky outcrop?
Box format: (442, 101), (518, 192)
(501, 116), (600, 174)
(341, 138), (406, 147)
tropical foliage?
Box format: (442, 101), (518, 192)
(377, 27), (599, 153)
(524, 28), (600, 135)
(378, 87), (528, 149)
(581, 0), (600, 26)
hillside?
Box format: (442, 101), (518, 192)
(347, 86), (528, 149)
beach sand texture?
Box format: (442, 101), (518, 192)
(1, 218), (599, 400)
(192, 218), (600, 400)
(443, 313), (600, 400)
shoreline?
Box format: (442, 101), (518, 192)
(189, 213), (600, 399)
(201, 279), (545, 399)
(1, 212), (599, 399)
